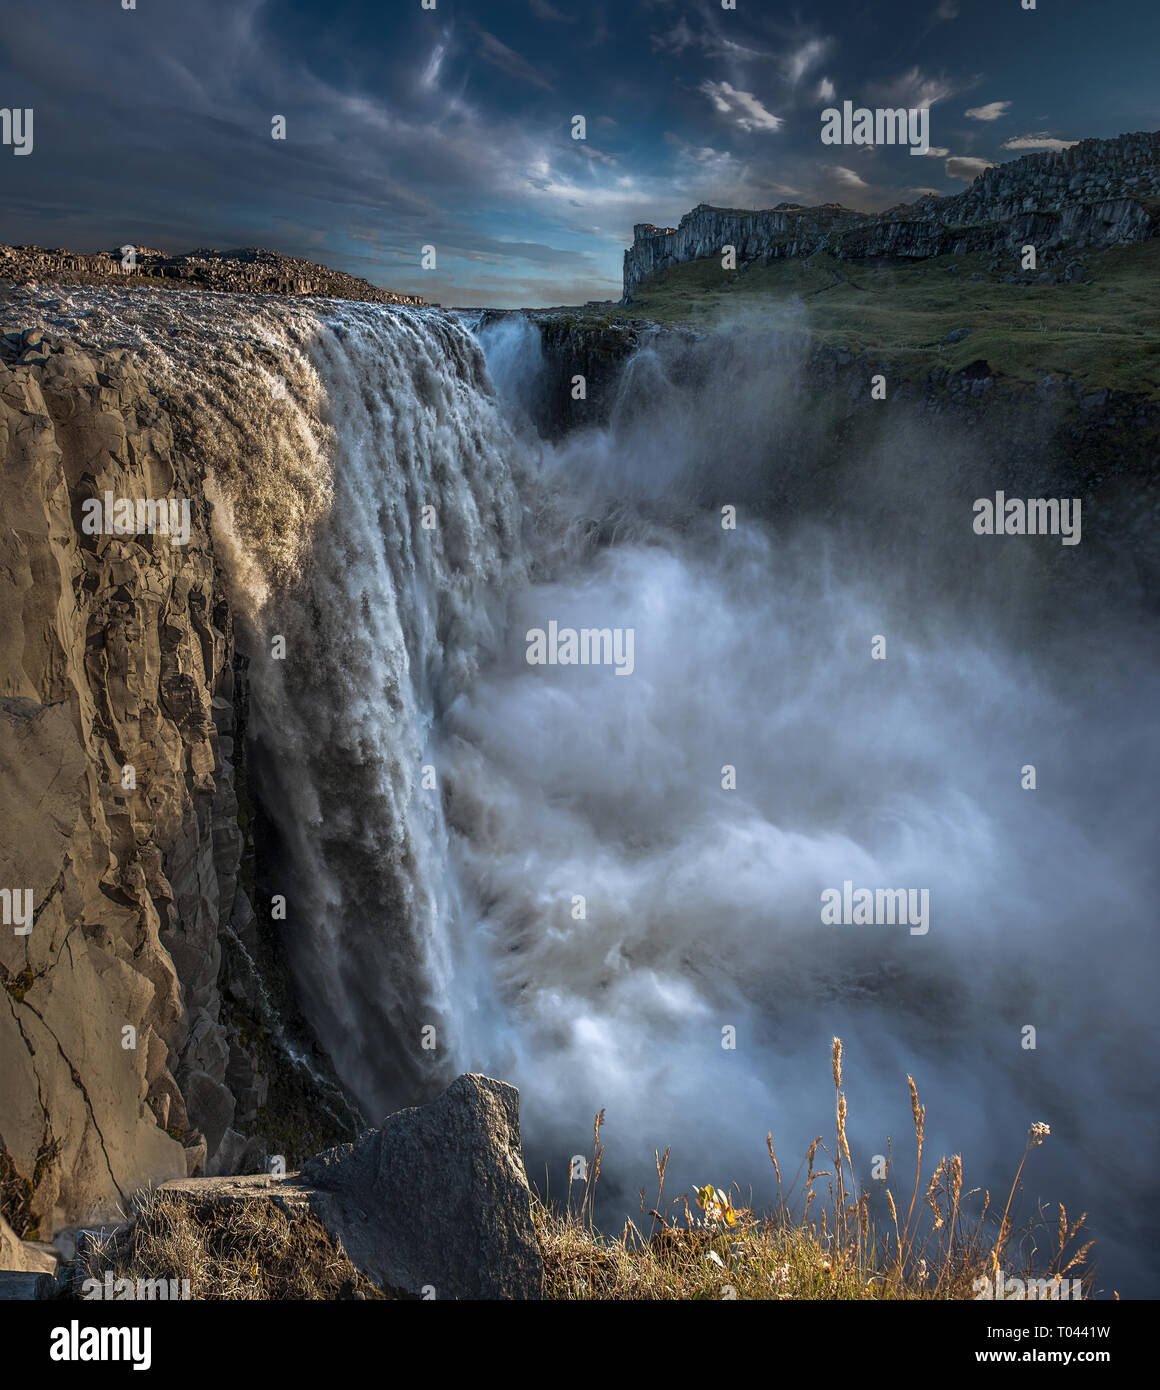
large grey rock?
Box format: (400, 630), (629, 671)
(300, 1074), (543, 1300)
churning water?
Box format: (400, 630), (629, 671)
(6, 285), (1155, 1294)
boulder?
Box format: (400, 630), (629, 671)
(0, 1214), (56, 1275)
(300, 1073), (543, 1300)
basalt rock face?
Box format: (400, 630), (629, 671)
(0, 243), (426, 307)
(623, 130), (1160, 299)
(0, 336), (250, 1236)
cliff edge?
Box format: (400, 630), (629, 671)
(624, 131), (1160, 300)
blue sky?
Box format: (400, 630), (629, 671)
(2, 0), (1158, 306)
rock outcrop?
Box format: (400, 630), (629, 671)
(0, 1212), (55, 1275)
(0, 326), (359, 1245)
(133, 1074), (544, 1300)
(624, 130), (1160, 299)
(0, 243), (426, 307)
(298, 1074), (543, 1300)
(0, 336), (241, 1233)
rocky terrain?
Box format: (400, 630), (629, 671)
(1, 1073), (543, 1300)
(0, 243), (426, 307)
(0, 323), (359, 1260)
(624, 131), (1160, 299)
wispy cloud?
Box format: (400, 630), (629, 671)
(785, 38), (830, 86)
(833, 165), (869, 190)
(946, 155), (995, 180)
(867, 67), (956, 110)
(652, 17), (770, 61)
(420, 44), (445, 90)
(700, 81), (783, 133)
(530, 0), (574, 21)
(473, 27), (553, 91)
(1002, 132), (1079, 151)
(965, 100), (1011, 121)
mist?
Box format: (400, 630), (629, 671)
(453, 312), (1159, 1295)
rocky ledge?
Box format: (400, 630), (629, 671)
(1, 1074), (543, 1301)
(0, 243), (426, 307)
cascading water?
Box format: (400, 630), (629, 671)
(7, 285), (1155, 1294)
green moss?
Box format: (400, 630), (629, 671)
(2, 966), (36, 1003)
(604, 239), (1160, 397)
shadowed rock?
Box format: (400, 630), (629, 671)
(300, 1074), (543, 1300)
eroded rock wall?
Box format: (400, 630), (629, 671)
(0, 340), (241, 1235)
(624, 130), (1160, 299)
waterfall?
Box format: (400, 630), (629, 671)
(7, 284), (1156, 1293)
(3, 285), (528, 1115)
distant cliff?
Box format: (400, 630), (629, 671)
(624, 130), (1160, 300)
(0, 243), (425, 307)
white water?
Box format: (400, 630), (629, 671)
(457, 314), (1158, 1296)
(5, 286), (1155, 1293)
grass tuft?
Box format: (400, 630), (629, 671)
(534, 1040), (1095, 1300)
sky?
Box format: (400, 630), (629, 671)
(1, 0), (1158, 307)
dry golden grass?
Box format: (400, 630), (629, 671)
(66, 1040), (1094, 1301)
(535, 1039), (1095, 1301)
(73, 1190), (388, 1300)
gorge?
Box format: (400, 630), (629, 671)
(0, 207), (1157, 1297)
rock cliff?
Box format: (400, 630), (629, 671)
(624, 130), (1160, 299)
(0, 325), (357, 1243)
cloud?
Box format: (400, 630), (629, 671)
(818, 76), (835, 101)
(946, 155), (995, 180)
(786, 38), (830, 86)
(1002, 133), (1080, 152)
(651, 18), (770, 61)
(833, 166), (869, 190)
(530, 0), (574, 20)
(915, 146), (951, 157)
(700, 81), (782, 133)
(867, 67), (955, 110)
(652, 18), (695, 54)
(965, 100), (1011, 121)
(936, 1), (960, 18)
(473, 27), (553, 91)
(420, 44), (445, 90)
